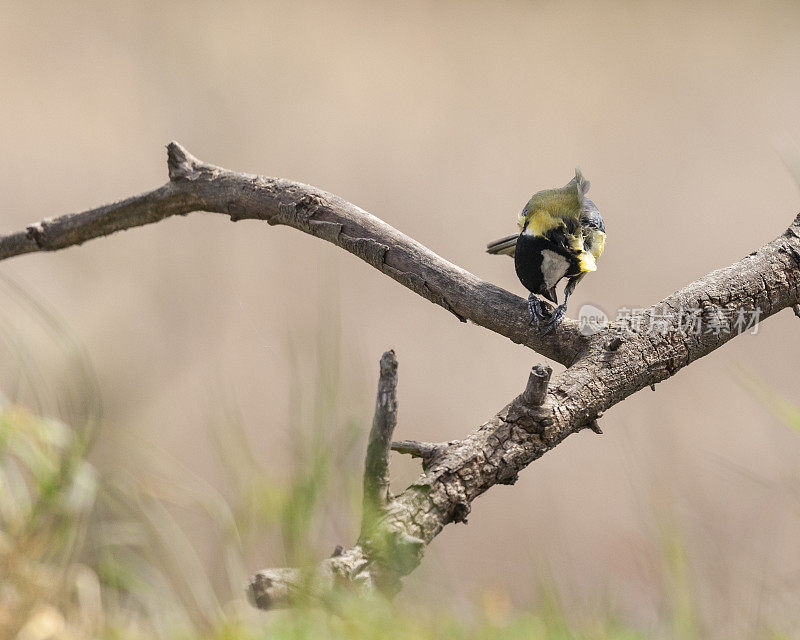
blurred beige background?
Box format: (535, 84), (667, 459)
(2, 0), (800, 635)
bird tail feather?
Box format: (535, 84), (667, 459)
(486, 234), (518, 257)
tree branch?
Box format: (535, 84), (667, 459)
(376, 213), (800, 552)
(0, 142), (585, 365)
(360, 350), (399, 540)
(3, 142), (798, 609)
(249, 351), (410, 607)
(248, 213), (800, 606)
(248, 547), (373, 610)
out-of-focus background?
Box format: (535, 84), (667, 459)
(2, 1), (800, 638)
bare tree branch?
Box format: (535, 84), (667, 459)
(389, 439), (458, 471)
(0, 142), (585, 366)
(249, 212), (800, 607)
(360, 350), (399, 540)
(376, 213), (800, 552)
(390, 440), (449, 459)
(248, 547), (373, 610)
(249, 351), (409, 606)
(3, 142), (799, 608)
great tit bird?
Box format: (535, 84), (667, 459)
(486, 168), (605, 333)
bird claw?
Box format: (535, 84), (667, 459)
(542, 304), (566, 334)
(528, 295), (567, 333)
(527, 294), (547, 327)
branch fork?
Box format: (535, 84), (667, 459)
(3, 145), (799, 609)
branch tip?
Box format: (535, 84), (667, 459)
(522, 364), (552, 406)
(390, 439), (448, 463)
(379, 349), (398, 377)
(248, 570), (297, 610)
(587, 419), (603, 435)
(166, 141), (202, 181)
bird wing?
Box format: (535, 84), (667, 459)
(516, 167), (590, 236)
(489, 168), (596, 259)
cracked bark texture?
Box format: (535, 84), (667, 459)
(0, 142), (584, 366)
(360, 350), (399, 543)
(2, 142), (799, 609)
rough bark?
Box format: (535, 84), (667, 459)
(360, 350), (399, 541)
(3, 143), (799, 609)
(0, 142), (584, 366)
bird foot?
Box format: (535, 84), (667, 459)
(542, 304), (567, 334)
(527, 294), (549, 327)
(528, 295), (567, 333)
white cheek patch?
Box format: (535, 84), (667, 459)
(541, 250), (570, 289)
